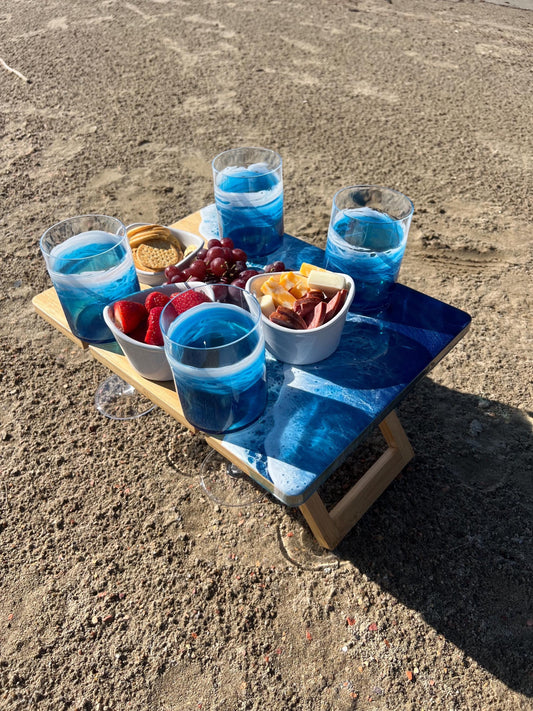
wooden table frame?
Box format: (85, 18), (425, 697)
(299, 412), (413, 548)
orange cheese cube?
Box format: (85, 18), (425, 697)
(260, 277), (296, 308)
(279, 271), (300, 290)
(299, 262), (328, 278)
(260, 275), (284, 294)
(289, 274), (310, 299)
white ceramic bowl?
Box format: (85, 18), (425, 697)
(246, 271), (355, 365)
(126, 223), (204, 286)
(103, 283), (188, 381)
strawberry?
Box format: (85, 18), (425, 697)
(113, 300), (148, 334)
(170, 290), (211, 315)
(144, 291), (171, 312)
(144, 306), (165, 346)
(128, 319), (148, 343)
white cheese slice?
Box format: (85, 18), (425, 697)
(307, 269), (345, 296)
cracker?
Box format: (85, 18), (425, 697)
(127, 223), (185, 271)
(164, 233), (185, 259)
(136, 239), (179, 271)
(127, 223), (163, 238)
(129, 228), (172, 248)
(132, 248), (157, 273)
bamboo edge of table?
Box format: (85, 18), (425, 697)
(32, 211), (415, 550)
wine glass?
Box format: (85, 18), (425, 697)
(40, 214), (155, 420)
(94, 373), (156, 420)
(160, 283), (268, 506)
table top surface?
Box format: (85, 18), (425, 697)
(33, 207), (471, 507)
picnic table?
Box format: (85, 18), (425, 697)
(33, 207), (471, 549)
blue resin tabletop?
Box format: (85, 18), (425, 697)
(199, 211), (471, 507)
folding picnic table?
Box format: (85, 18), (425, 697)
(32, 209), (471, 549)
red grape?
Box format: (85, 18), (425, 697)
(232, 260), (247, 274)
(209, 257), (228, 277)
(207, 238), (221, 249)
(165, 264), (181, 280)
(205, 246), (225, 263)
(188, 259), (207, 279)
(264, 261), (286, 273)
(196, 247), (208, 260)
(221, 246), (234, 263)
(170, 272), (186, 283)
(220, 237), (234, 249)
(231, 277), (247, 288)
(232, 248), (247, 262)
(240, 269), (260, 281)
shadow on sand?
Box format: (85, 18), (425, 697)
(283, 377), (532, 696)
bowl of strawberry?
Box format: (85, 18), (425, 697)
(103, 284), (211, 381)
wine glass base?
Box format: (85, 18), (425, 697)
(200, 449), (265, 508)
(277, 520), (340, 571)
(94, 374), (156, 420)
(167, 428), (209, 477)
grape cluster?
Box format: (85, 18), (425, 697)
(164, 237), (285, 288)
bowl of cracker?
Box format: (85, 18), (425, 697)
(126, 223), (204, 286)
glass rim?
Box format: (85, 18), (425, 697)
(40, 214), (127, 260)
(332, 185), (414, 222)
(212, 146), (282, 176)
(160, 283), (263, 352)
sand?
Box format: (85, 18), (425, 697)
(1, 0), (532, 709)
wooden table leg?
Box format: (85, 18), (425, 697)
(298, 410), (414, 550)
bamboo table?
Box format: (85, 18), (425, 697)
(33, 209), (471, 549)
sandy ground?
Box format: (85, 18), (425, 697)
(1, 0), (532, 709)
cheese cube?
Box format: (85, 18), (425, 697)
(307, 269), (346, 297)
(289, 280), (309, 299)
(260, 275), (283, 294)
(260, 277), (297, 308)
(289, 274), (310, 298)
(280, 271), (312, 299)
(299, 262), (328, 277)
(259, 294), (276, 318)
(279, 271), (299, 291)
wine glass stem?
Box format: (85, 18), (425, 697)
(227, 464), (244, 479)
